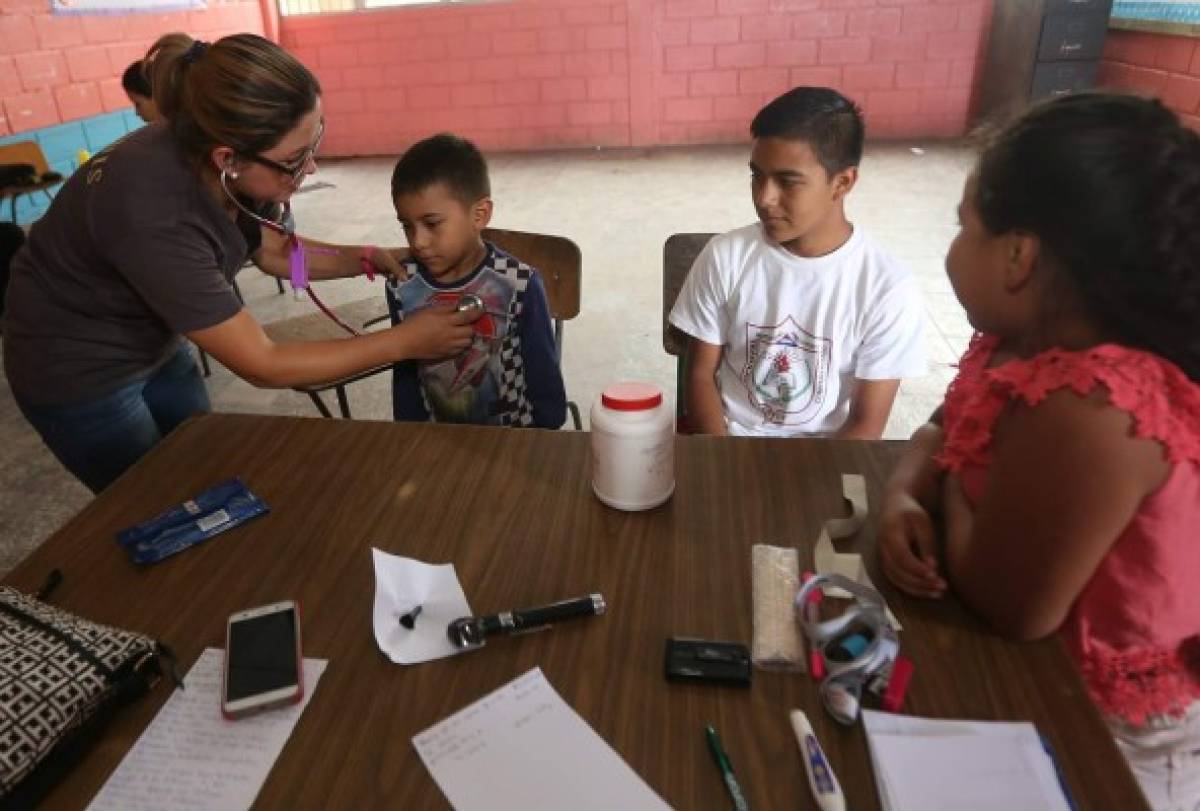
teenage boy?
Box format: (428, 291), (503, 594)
(386, 134), (566, 428)
(670, 87), (926, 438)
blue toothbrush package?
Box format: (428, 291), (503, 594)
(116, 477), (269, 564)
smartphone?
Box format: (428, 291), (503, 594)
(221, 601), (304, 720)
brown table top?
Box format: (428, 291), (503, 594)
(5, 414), (1146, 809)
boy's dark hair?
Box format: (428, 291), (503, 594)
(750, 86), (864, 176)
(121, 60), (152, 97)
(391, 133), (490, 204)
(975, 92), (1200, 381)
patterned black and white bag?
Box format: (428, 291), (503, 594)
(0, 583), (172, 807)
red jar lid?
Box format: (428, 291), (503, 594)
(601, 382), (663, 411)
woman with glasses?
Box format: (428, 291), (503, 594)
(2, 33), (478, 493)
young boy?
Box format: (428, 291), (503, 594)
(386, 134), (566, 428)
(669, 87), (926, 438)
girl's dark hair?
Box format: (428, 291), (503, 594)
(975, 92), (1200, 380)
(121, 61), (151, 97)
(146, 32), (320, 165)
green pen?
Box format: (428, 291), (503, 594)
(705, 724), (749, 811)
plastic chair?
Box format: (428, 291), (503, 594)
(662, 233), (716, 430)
(0, 142), (61, 223)
(263, 227), (584, 426)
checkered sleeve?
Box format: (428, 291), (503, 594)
(518, 272), (567, 428)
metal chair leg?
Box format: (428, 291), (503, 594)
(198, 349), (212, 378)
(275, 277), (285, 294)
(307, 391), (334, 419)
(335, 385), (352, 419)
(567, 401), (582, 431)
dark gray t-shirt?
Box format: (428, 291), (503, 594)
(2, 124), (260, 406)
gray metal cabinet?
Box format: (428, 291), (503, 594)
(976, 0), (1114, 123)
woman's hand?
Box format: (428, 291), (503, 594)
(393, 304), (479, 360)
(366, 246), (409, 282)
(879, 488), (946, 598)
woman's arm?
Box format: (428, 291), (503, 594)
(251, 227), (408, 281)
(945, 389), (1167, 640)
(187, 306), (476, 389)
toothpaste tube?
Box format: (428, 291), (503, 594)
(116, 477), (269, 564)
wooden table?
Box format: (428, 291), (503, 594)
(5, 414), (1146, 809)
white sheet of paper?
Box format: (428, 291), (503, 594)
(862, 710), (1071, 811)
(413, 668), (671, 810)
(88, 648), (327, 811)
(813, 474), (901, 628)
(372, 548), (474, 664)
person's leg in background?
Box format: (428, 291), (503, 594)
(15, 344), (210, 493)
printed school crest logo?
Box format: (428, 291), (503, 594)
(742, 316), (831, 425)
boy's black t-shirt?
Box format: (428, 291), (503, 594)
(2, 124), (259, 406)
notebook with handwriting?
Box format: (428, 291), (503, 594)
(413, 668), (669, 810)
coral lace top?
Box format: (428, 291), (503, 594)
(937, 334), (1200, 726)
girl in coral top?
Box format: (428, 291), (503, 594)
(879, 92), (1200, 810)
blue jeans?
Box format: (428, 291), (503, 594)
(16, 344), (210, 493)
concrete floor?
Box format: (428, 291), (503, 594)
(0, 141), (976, 575)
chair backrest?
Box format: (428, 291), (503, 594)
(483, 227), (581, 323)
(662, 233), (716, 357)
(0, 141), (51, 178)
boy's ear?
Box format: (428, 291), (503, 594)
(472, 197), (494, 230)
(1002, 232), (1040, 292)
(830, 166), (858, 201)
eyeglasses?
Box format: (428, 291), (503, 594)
(247, 120), (324, 186)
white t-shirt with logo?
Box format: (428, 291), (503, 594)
(669, 223), (926, 437)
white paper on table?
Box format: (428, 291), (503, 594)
(862, 710), (1071, 811)
(88, 648), (327, 811)
(413, 668), (671, 811)
(812, 473), (901, 628)
(372, 548), (474, 664)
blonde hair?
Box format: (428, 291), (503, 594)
(147, 33), (320, 165)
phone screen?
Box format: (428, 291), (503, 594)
(226, 608), (299, 701)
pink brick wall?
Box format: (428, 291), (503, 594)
(0, 0), (265, 136)
(1099, 30), (1200, 133)
(282, 0), (993, 157)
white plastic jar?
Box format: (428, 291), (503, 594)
(590, 382), (675, 511)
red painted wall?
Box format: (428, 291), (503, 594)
(1099, 30), (1200, 133)
(282, 0), (993, 157)
(0, 0), (265, 136)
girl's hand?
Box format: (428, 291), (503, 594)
(879, 489), (946, 598)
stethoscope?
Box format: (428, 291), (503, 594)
(219, 166), (361, 336)
(220, 168), (488, 336)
